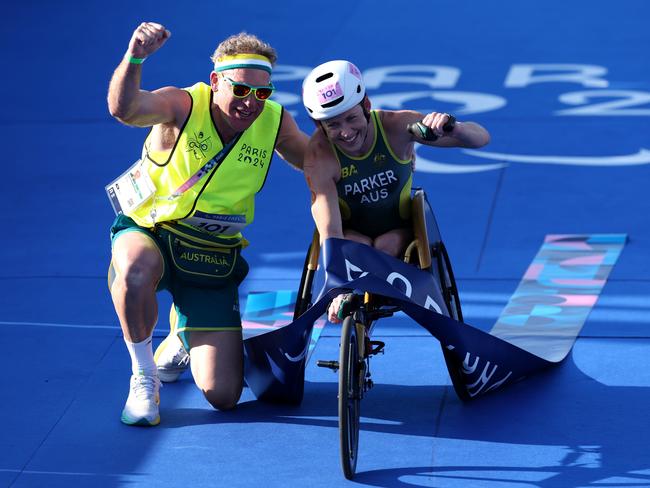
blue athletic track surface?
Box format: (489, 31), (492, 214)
(1, 1), (649, 487)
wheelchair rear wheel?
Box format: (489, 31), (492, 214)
(294, 232), (320, 320)
(338, 315), (362, 479)
(432, 241), (463, 322)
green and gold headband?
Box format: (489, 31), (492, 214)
(213, 54), (273, 74)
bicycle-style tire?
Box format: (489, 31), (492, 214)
(293, 242), (315, 320)
(432, 242), (463, 322)
(338, 315), (361, 479)
(432, 241), (470, 400)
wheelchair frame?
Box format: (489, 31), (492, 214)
(293, 188), (462, 322)
(294, 188), (464, 479)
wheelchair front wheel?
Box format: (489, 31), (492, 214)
(338, 315), (362, 479)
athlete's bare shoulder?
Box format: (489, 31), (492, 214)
(304, 128), (340, 181)
(376, 110), (422, 159)
(378, 110), (423, 133)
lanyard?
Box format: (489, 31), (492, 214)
(168, 134), (241, 199)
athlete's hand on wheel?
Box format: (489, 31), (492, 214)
(127, 22), (171, 60)
(328, 293), (353, 324)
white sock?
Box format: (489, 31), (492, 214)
(124, 333), (157, 376)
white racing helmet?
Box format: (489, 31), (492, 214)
(302, 60), (366, 120)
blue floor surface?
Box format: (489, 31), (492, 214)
(1, 1), (649, 487)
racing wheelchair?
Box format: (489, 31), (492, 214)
(292, 188), (463, 479)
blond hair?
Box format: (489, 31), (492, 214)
(211, 32), (277, 65)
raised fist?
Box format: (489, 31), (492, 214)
(127, 22), (171, 59)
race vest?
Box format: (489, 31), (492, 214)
(128, 82), (283, 244)
(334, 111), (412, 238)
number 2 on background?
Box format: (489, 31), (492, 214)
(557, 90), (650, 116)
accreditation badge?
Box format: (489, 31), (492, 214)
(105, 159), (156, 215)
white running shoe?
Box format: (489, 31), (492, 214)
(154, 305), (190, 383)
(121, 374), (161, 426)
(154, 335), (190, 382)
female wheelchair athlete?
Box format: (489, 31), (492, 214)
(292, 188), (463, 479)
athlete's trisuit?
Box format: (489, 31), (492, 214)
(333, 110), (412, 238)
(110, 82), (283, 348)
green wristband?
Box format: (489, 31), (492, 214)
(126, 55), (145, 64)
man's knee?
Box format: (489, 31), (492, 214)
(112, 233), (163, 289)
(111, 244), (162, 295)
(188, 330), (244, 410)
(112, 261), (159, 296)
(201, 382), (243, 411)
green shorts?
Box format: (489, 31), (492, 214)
(109, 214), (249, 350)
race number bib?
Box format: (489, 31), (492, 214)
(180, 211), (247, 237)
(105, 160), (156, 215)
